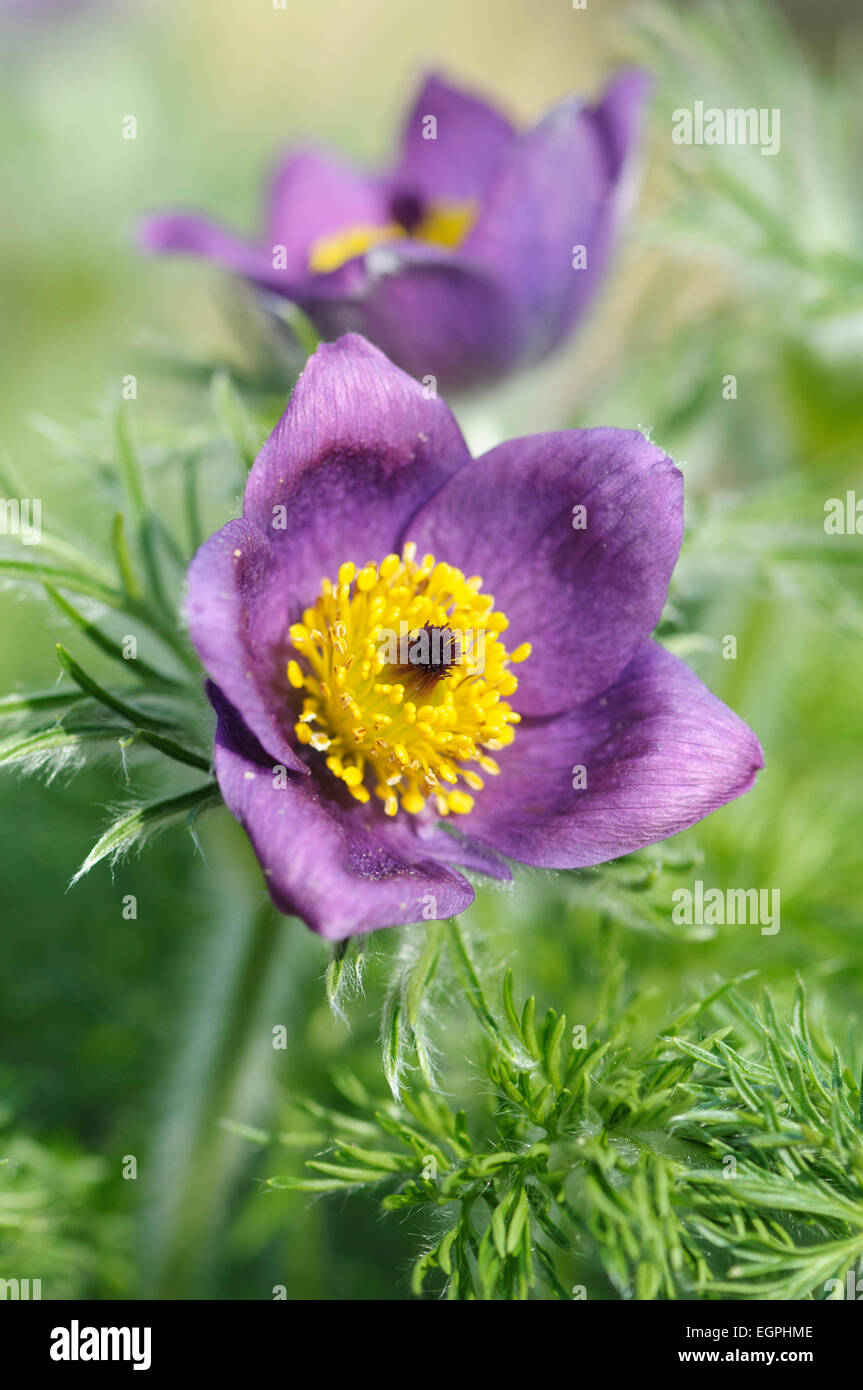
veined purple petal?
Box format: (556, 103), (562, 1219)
(388, 816), (512, 884)
(209, 684), (474, 939)
(391, 72), (517, 206)
(404, 427), (682, 715)
(242, 333), (472, 587)
(185, 518), (305, 772)
(463, 641), (764, 869)
(465, 69), (651, 363)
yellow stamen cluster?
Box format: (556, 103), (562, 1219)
(287, 543), (530, 818)
(308, 199), (478, 275)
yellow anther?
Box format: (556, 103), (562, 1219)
(413, 198), (478, 248)
(309, 221), (404, 275)
(308, 200), (477, 276)
(285, 549), (528, 816)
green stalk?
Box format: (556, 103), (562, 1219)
(140, 819), (319, 1298)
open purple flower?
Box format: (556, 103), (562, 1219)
(140, 71), (649, 392)
(186, 334), (763, 940)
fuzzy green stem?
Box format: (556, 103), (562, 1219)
(139, 820), (318, 1298)
(445, 917), (509, 1053)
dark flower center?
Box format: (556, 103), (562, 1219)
(389, 191), (425, 234)
(394, 623), (461, 694)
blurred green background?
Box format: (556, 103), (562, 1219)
(1, 0), (862, 1299)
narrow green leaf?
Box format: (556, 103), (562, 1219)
(55, 643), (170, 729)
(210, 371), (259, 471)
(71, 782), (220, 883)
(521, 996), (540, 1060)
(111, 511), (142, 598)
(116, 407), (146, 517)
(0, 688), (87, 720)
(491, 1193), (511, 1260)
(130, 730), (211, 773)
(0, 558), (121, 606)
(0, 724), (129, 771)
(506, 1187), (531, 1256)
(382, 996), (404, 1102)
(45, 585), (180, 687)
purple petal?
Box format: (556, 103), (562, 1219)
(185, 518), (305, 772)
(391, 72), (516, 205)
(209, 684), (474, 939)
(266, 150), (388, 280)
(463, 641), (764, 868)
(302, 244), (518, 390)
(242, 333), (472, 588)
(405, 427), (683, 715)
(137, 212), (282, 288)
(591, 68), (654, 178)
(465, 70), (651, 361)
(388, 816), (512, 884)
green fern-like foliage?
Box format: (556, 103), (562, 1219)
(0, 1105), (130, 1299)
(266, 933), (863, 1301)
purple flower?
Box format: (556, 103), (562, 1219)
(140, 71), (649, 392)
(186, 334), (763, 940)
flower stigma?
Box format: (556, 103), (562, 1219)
(287, 543), (530, 817)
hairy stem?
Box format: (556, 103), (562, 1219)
(139, 819), (318, 1298)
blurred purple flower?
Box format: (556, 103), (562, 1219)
(141, 70), (650, 391)
(186, 334), (763, 940)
